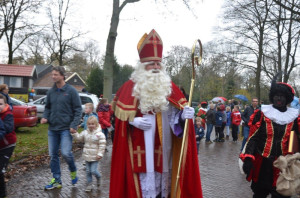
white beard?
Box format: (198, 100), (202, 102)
(131, 63), (172, 114)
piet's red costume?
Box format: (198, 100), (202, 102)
(240, 78), (300, 197)
(109, 29), (202, 198)
(197, 102), (207, 129)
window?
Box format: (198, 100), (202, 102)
(34, 97), (47, 105)
(0, 76), (3, 84)
(9, 77), (22, 88)
(80, 96), (93, 105)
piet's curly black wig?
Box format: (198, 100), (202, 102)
(269, 72), (295, 105)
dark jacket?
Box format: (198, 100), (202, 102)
(194, 124), (205, 142)
(206, 109), (216, 125)
(0, 104), (16, 149)
(43, 83), (82, 131)
(242, 105), (259, 126)
(215, 111), (223, 127)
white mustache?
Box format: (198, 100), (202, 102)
(151, 69), (160, 73)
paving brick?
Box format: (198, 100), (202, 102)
(6, 134), (300, 198)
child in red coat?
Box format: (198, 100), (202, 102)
(231, 105), (241, 142)
(0, 94), (16, 198)
(97, 98), (112, 140)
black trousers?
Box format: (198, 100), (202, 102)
(251, 182), (290, 198)
(0, 146), (15, 197)
(232, 125), (239, 141)
(215, 126), (224, 140)
(251, 158), (290, 198)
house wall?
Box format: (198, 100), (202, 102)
(0, 76), (35, 102)
(67, 75), (85, 86)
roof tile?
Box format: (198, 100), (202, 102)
(0, 64), (35, 77)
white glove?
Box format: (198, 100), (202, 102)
(129, 117), (152, 131)
(181, 106), (195, 120)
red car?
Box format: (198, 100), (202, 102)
(11, 97), (38, 128)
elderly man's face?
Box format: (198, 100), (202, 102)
(145, 61), (161, 73)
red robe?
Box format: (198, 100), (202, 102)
(109, 80), (203, 198)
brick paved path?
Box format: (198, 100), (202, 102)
(6, 134), (299, 198)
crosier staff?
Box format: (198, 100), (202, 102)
(173, 39), (202, 198)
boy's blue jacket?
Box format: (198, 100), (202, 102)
(215, 111), (223, 127)
(226, 111), (231, 126)
(81, 112), (99, 130)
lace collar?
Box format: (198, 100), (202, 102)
(261, 105), (299, 125)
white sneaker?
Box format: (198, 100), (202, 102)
(85, 183), (92, 192)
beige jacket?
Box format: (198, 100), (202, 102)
(72, 126), (106, 161)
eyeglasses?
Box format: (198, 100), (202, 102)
(252, 101), (258, 102)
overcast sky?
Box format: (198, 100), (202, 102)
(76, 0), (224, 66)
(0, 0), (224, 66)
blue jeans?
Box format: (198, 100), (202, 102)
(86, 161), (101, 184)
(241, 126), (250, 151)
(48, 130), (77, 183)
(206, 123), (214, 141)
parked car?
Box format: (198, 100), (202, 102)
(11, 97), (38, 128)
(27, 92), (100, 119)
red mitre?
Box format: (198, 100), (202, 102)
(137, 29), (163, 63)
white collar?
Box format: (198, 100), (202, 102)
(261, 105), (299, 125)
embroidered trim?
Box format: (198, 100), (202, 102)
(261, 105), (298, 125)
(128, 128), (142, 198)
(114, 106), (137, 122)
(281, 123), (293, 155)
(262, 117), (274, 158)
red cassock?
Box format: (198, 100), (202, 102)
(109, 80), (203, 198)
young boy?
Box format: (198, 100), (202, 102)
(0, 94), (16, 198)
(231, 105), (241, 142)
(194, 117), (205, 153)
(214, 105), (225, 142)
(80, 103), (99, 130)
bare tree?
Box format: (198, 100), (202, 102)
(262, 0), (300, 82)
(222, 0), (273, 100)
(102, 0), (140, 100)
(103, 0), (196, 100)
(45, 0), (85, 66)
(272, 0), (300, 21)
(0, 0), (41, 64)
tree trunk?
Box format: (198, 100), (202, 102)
(103, 0), (120, 101)
(256, 28), (264, 101)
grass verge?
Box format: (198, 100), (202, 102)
(11, 123), (49, 162)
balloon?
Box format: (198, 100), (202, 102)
(28, 88), (31, 92)
(31, 89), (35, 93)
(29, 93), (33, 96)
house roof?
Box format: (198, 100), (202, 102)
(35, 64), (52, 75)
(66, 72), (86, 85)
(33, 71), (86, 87)
(0, 64), (36, 77)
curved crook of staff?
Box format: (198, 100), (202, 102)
(173, 39), (202, 198)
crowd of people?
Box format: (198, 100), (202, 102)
(0, 28), (299, 198)
(193, 98), (261, 150)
